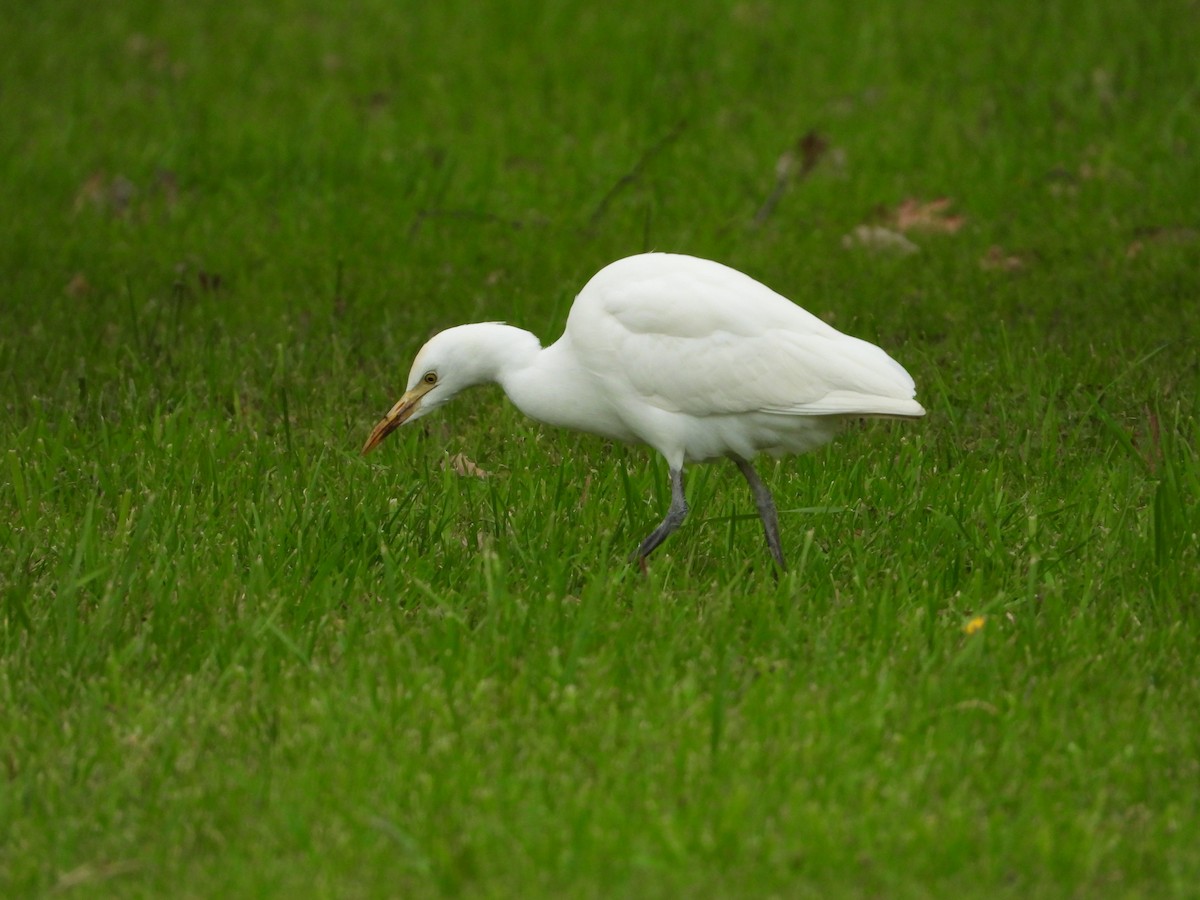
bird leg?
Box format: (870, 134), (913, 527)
(631, 467), (688, 564)
(733, 457), (787, 571)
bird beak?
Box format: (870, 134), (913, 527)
(361, 385), (431, 455)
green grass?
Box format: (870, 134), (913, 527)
(3, 0), (1200, 895)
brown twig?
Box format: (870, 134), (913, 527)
(586, 120), (687, 232)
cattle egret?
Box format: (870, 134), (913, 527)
(363, 252), (924, 569)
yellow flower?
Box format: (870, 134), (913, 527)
(963, 615), (987, 636)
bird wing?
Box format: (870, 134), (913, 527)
(566, 254), (922, 418)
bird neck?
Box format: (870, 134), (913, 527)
(457, 324), (622, 440)
(455, 323), (543, 388)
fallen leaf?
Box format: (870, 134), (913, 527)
(74, 172), (107, 212)
(892, 197), (965, 233)
(796, 130), (829, 177)
(153, 169), (179, 209)
(105, 176), (136, 214)
(65, 273), (91, 297)
(73, 172), (137, 216)
(1125, 226), (1199, 259)
(979, 245), (1025, 271)
(446, 452), (489, 478)
(197, 270), (223, 292)
(841, 225), (919, 255)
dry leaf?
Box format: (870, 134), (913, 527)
(446, 452), (489, 478)
(103, 175), (136, 214)
(796, 130), (829, 177)
(74, 172), (107, 212)
(1125, 226), (1199, 259)
(197, 270), (223, 292)
(979, 245), (1025, 271)
(841, 225), (919, 255)
(65, 273), (91, 297)
(892, 197), (965, 233)
(153, 168), (179, 209)
(74, 170), (178, 219)
(753, 129), (830, 226)
(73, 172), (138, 216)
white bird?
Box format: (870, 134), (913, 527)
(363, 252), (924, 569)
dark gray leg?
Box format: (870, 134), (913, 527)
(631, 467), (688, 563)
(733, 457), (787, 570)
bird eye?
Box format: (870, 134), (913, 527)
(422, 371), (438, 385)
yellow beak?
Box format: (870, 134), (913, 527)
(361, 385), (431, 455)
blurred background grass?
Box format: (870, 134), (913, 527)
(2, 0), (1199, 896)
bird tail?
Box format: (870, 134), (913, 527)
(782, 392), (927, 418)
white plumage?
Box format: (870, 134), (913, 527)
(363, 252), (924, 568)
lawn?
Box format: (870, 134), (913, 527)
(2, 0), (1199, 896)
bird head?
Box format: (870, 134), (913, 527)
(361, 323), (529, 455)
